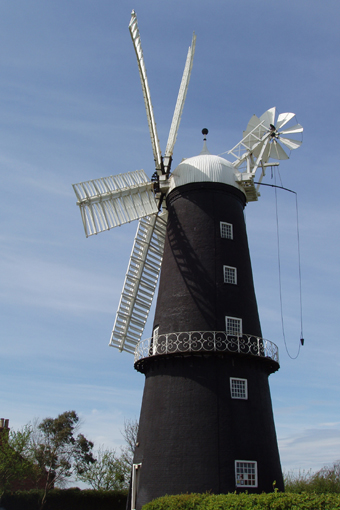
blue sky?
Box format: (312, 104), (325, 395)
(1, 0), (340, 480)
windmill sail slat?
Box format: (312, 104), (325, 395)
(122, 195), (137, 223)
(131, 193), (147, 220)
(130, 193), (145, 218)
(73, 170), (158, 237)
(138, 288), (154, 301)
(117, 308), (146, 323)
(110, 211), (168, 353)
(102, 201), (119, 228)
(126, 273), (155, 291)
(93, 203), (108, 232)
(73, 169), (149, 199)
(79, 207), (89, 236)
(121, 293), (152, 309)
(96, 202), (110, 231)
(84, 205), (97, 237)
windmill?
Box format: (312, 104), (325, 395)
(73, 10), (303, 510)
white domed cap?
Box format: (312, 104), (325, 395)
(168, 153), (244, 195)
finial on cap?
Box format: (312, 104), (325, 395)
(202, 128), (208, 140)
(200, 128), (211, 155)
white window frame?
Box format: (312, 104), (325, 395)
(230, 378), (248, 400)
(235, 460), (258, 488)
(223, 265), (237, 285)
(225, 316), (242, 336)
(220, 221), (233, 239)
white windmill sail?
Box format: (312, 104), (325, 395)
(129, 11), (162, 172)
(110, 211), (168, 354)
(163, 32), (196, 173)
(73, 170), (158, 237)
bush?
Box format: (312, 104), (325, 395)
(284, 469), (314, 493)
(284, 462), (340, 494)
(142, 492), (340, 510)
(0, 488), (128, 510)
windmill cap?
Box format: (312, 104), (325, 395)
(168, 153), (245, 196)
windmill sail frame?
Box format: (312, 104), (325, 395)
(73, 170), (158, 237)
(109, 211), (168, 353)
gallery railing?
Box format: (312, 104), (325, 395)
(134, 331), (279, 364)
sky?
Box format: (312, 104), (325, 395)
(1, 0), (340, 483)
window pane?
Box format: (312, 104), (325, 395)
(230, 378), (247, 399)
(220, 222), (233, 239)
(235, 461), (257, 487)
(226, 317), (242, 336)
(223, 266), (237, 284)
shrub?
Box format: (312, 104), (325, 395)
(0, 488), (128, 510)
(284, 462), (340, 494)
(143, 492), (340, 510)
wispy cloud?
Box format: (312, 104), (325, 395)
(279, 427), (340, 472)
(0, 251), (120, 314)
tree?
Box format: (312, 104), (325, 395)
(76, 418), (138, 491)
(120, 418), (138, 471)
(0, 425), (35, 494)
(30, 411), (95, 509)
(76, 446), (129, 490)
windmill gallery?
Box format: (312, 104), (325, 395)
(72, 10), (303, 510)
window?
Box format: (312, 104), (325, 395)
(235, 461), (257, 487)
(223, 265), (237, 284)
(220, 222), (233, 239)
(230, 378), (248, 399)
(225, 316), (242, 336)
(152, 326), (159, 356)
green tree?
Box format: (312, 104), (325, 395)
(0, 425), (35, 494)
(31, 411), (95, 509)
(76, 446), (129, 490)
(76, 418), (138, 490)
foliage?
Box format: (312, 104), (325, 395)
(1, 488), (127, 510)
(312, 462), (340, 493)
(30, 411), (95, 509)
(0, 412), (137, 500)
(0, 425), (36, 493)
(143, 492), (340, 510)
(284, 461), (340, 494)
(76, 418), (138, 490)
(76, 446), (129, 490)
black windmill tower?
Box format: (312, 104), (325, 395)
(73, 11), (303, 510)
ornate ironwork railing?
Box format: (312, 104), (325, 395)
(134, 331), (279, 364)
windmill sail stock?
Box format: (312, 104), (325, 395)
(73, 10), (196, 353)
